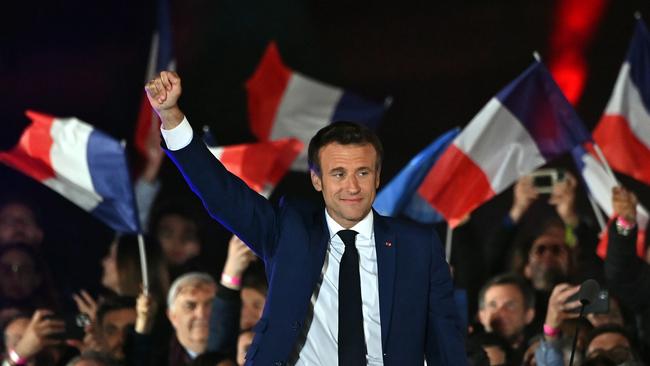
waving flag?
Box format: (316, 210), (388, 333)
(418, 61), (591, 227)
(0, 111), (140, 233)
(206, 138), (303, 197)
(134, 0), (175, 171)
(593, 19), (650, 186)
(246, 42), (389, 171)
(572, 143), (648, 258)
(374, 128), (459, 223)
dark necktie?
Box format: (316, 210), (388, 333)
(337, 229), (366, 365)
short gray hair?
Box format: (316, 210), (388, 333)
(167, 272), (216, 308)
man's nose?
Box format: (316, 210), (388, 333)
(346, 175), (360, 192)
(195, 304), (211, 319)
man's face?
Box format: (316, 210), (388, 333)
(310, 143), (380, 228)
(240, 287), (265, 330)
(100, 308), (137, 360)
(168, 283), (216, 354)
(478, 284), (534, 343)
(525, 228), (570, 291)
(0, 203), (43, 247)
(0, 249), (41, 301)
(157, 214), (201, 266)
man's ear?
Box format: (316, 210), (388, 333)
(167, 308), (176, 326)
(310, 170), (322, 192)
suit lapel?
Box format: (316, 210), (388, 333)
(308, 209), (329, 291)
(373, 211), (396, 349)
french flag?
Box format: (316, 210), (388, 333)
(0, 111), (140, 233)
(206, 138), (303, 197)
(373, 128), (459, 223)
(593, 19), (650, 186)
(571, 143), (648, 258)
(133, 0), (175, 172)
(417, 60), (591, 227)
(246, 42), (389, 170)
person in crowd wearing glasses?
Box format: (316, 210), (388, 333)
(476, 273), (535, 364)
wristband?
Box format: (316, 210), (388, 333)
(616, 216), (636, 236)
(543, 324), (560, 337)
(8, 349), (27, 365)
(221, 273), (242, 287)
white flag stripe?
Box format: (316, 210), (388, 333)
(604, 63), (650, 149)
(270, 73), (343, 169)
(455, 98), (546, 193)
(48, 118), (102, 211)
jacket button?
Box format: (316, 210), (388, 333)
(291, 321), (300, 330)
(274, 362), (284, 366)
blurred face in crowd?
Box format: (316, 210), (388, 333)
(99, 308), (137, 360)
(524, 227), (570, 291)
(586, 332), (634, 363)
(3, 316), (30, 353)
(168, 282), (216, 354)
(237, 330), (254, 366)
(157, 214), (201, 266)
(101, 242), (119, 293)
(0, 248), (42, 301)
(0, 203), (43, 247)
(240, 287), (265, 330)
(310, 143), (380, 228)
(479, 284), (534, 345)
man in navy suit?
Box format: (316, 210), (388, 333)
(145, 71), (466, 365)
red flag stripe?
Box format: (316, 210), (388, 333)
(0, 111), (56, 182)
(246, 42), (292, 141)
(417, 144), (495, 227)
(594, 114), (650, 185)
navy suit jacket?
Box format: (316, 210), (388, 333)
(166, 136), (466, 365)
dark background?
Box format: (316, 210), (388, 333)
(2, 0), (650, 292)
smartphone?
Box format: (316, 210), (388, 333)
(529, 168), (565, 194)
(567, 289), (609, 314)
(43, 314), (86, 340)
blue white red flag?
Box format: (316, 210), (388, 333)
(246, 42), (389, 171)
(0, 111), (141, 233)
(418, 61), (591, 227)
(373, 128), (459, 223)
(593, 19), (650, 186)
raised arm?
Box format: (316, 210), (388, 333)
(144, 71), (279, 258)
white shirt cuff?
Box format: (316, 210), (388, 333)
(160, 116), (194, 151)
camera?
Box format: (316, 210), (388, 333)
(529, 168), (565, 194)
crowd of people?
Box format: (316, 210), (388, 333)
(1, 72), (649, 365)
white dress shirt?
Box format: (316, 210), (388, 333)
(161, 117), (384, 365)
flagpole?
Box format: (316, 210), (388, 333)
(445, 225), (453, 263)
(587, 193), (606, 232)
(137, 234), (150, 296)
